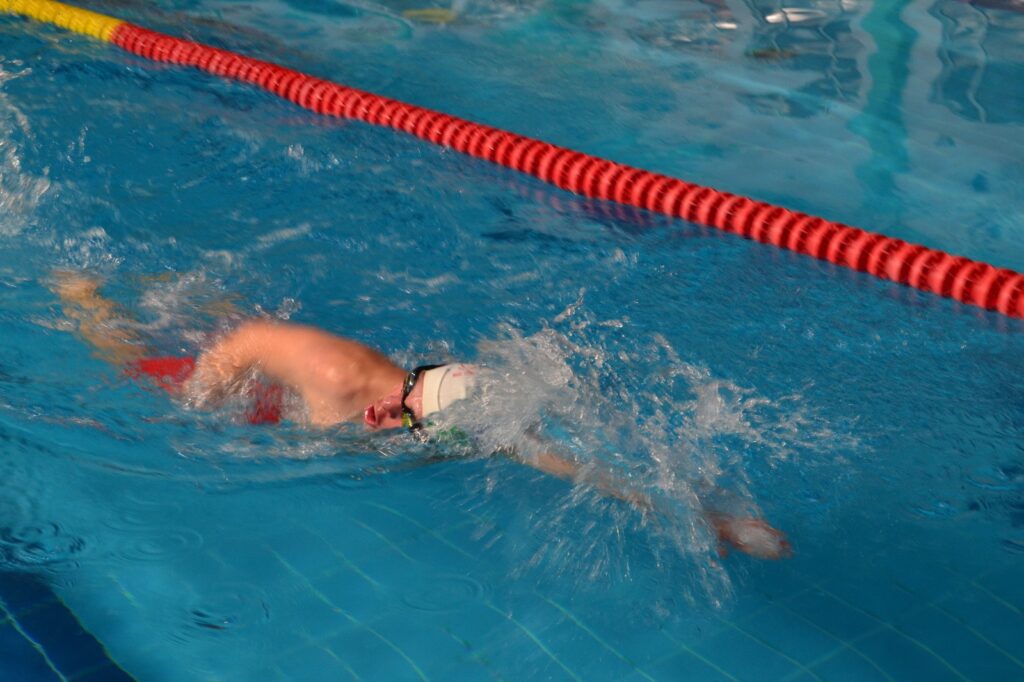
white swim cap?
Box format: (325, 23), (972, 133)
(420, 364), (478, 417)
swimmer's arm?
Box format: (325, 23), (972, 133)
(516, 446), (792, 560)
(188, 320), (314, 403)
(186, 320), (263, 403)
(188, 320), (394, 421)
(512, 446), (652, 510)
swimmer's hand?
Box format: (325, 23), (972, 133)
(711, 515), (793, 560)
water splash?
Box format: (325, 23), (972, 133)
(0, 59), (51, 238)
(428, 293), (846, 603)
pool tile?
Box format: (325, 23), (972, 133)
(0, 572), (58, 617)
(935, 582), (1024, 659)
(854, 627), (967, 682)
(468, 629), (581, 681)
(17, 601), (115, 678)
(810, 646), (890, 681)
(311, 566), (398, 624)
(784, 589), (877, 642)
(208, 542), (297, 591)
(0, 621), (60, 682)
(0, 573), (133, 682)
(349, 502), (433, 547)
(973, 561), (1024, 614)
(577, 616), (684, 668)
(369, 613), (478, 677)
(424, 601), (521, 656)
(890, 604), (1024, 680)
(258, 664), (293, 682)
(644, 649), (735, 682)
(737, 605), (842, 666)
(812, 570), (923, 625)
(886, 563), (968, 604)
(537, 617), (638, 680)
(276, 578), (362, 639)
(263, 526), (360, 581)
(327, 513), (425, 562)
(272, 641), (359, 681)
(326, 625), (431, 682)
(481, 597), (565, 641)
(746, 562), (817, 603)
(429, 657), (499, 682)
(691, 624), (802, 681)
(72, 661), (138, 682)
(622, 672), (662, 682)
(389, 524), (478, 570)
(335, 546), (421, 594)
(438, 516), (499, 556)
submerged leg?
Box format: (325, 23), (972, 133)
(52, 271), (145, 365)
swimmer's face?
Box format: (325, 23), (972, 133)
(363, 377), (424, 431)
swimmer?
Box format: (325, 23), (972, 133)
(53, 271), (792, 561)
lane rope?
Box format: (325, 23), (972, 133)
(4, 0), (1023, 319)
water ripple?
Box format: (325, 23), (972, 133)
(0, 521), (86, 567)
(117, 528), (204, 563)
(401, 573), (484, 612)
(186, 583), (271, 632)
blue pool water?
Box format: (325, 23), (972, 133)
(1, 0), (1023, 679)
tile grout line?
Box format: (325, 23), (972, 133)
(713, 615), (825, 682)
(296, 632), (363, 682)
(927, 562), (1024, 620)
(66, 661), (118, 682)
(968, 579), (1024, 617)
(815, 583), (971, 682)
(105, 571), (141, 609)
(362, 502), (476, 560)
(483, 601), (582, 682)
(0, 598), (69, 682)
(535, 593), (656, 682)
(657, 633), (742, 682)
(292, 530), (383, 589)
(268, 548), (429, 682)
(928, 600), (1024, 671)
(340, 515), (418, 564)
(651, 581), (825, 681)
(774, 607), (895, 682)
(433, 626), (509, 681)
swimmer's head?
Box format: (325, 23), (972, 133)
(419, 364), (478, 420)
(363, 363), (478, 432)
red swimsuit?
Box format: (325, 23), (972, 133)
(127, 356), (282, 424)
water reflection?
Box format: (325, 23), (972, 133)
(742, 0), (866, 109)
(931, 0), (1024, 123)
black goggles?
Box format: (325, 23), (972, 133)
(401, 364), (442, 432)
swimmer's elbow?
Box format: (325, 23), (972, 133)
(192, 320), (274, 391)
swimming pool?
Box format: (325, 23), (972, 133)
(1, 0), (1023, 679)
